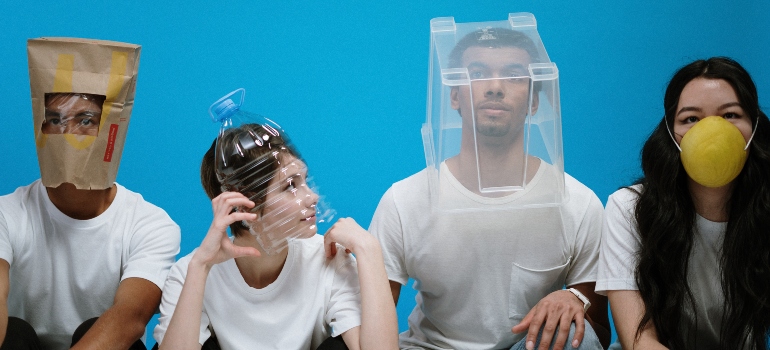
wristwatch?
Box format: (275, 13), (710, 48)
(567, 288), (591, 313)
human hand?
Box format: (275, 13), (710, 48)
(193, 192), (261, 268)
(511, 289), (586, 350)
(323, 217), (377, 258)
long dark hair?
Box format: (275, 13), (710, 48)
(633, 57), (770, 349)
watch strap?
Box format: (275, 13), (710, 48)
(567, 287), (591, 313)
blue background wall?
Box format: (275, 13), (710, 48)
(1, 0), (768, 346)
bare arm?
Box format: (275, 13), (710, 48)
(607, 290), (667, 350)
(158, 261), (208, 350)
(159, 192), (260, 350)
(70, 277), (159, 350)
(571, 282), (610, 349)
(0, 259), (8, 345)
(324, 218), (399, 350)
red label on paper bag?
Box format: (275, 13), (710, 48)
(103, 124), (119, 162)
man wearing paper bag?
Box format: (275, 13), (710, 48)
(0, 38), (180, 350)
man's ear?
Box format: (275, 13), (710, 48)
(530, 88), (540, 116)
(450, 86), (460, 110)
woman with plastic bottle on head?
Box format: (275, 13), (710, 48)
(153, 90), (398, 350)
(596, 57), (770, 349)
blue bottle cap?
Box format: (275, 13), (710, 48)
(209, 88), (246, 122)
(212, 99), (239, 122)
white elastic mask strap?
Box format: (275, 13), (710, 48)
(744, 117), (759, 151)
(664, 116), (682, 152)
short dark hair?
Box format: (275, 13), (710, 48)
(448, 27), (540, 69)
(201, 123), (303, 236)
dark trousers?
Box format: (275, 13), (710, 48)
(150, 336), (220, 350)
(1, 317), (146, 350)
(151, 334), (347, 350)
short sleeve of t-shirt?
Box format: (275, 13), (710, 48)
(0, 187), (27, 266)
(325, 253), (362, 337)
(120, 194), (181, 289)
(368, 187), (409, 285)
(0, 208), (14, 266)
(595, 187), (641, 295)
(564, 183), (605, 287)
(154, 253), (212, 345)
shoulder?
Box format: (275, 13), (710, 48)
(115, 184), (175, 219)
(380, 168), (430, 209)
(606, 185), (641, 214)
(563, 173), (601, 205)
(0, 181), (44, 228)
(113, 184), (180, 234)
(167, 249), (196, 280)
(560, 172), (603, 219)
(293, 235), (357, 274)
(388, 169), (429, 197)
(293, 234), (325, 254)
(0, 180), (41, 211)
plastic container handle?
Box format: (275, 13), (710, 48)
(209, 88), (246, 122)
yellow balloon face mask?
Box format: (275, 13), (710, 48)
(675, 116), (749, 188)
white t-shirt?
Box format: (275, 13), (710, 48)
(153, 234), (362, 350)
(370, 162), (603, 350)
(596, 186), (725, 349)
(0, 180), (181, 350)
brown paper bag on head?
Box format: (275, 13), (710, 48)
(27, 37), (141, 190)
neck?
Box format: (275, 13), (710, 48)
(688, 179), (733, 222)
(447, 130), (539, 196)
(45, 182), (117, 220)
(232, 234), (289, 289)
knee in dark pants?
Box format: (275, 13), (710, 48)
(201, 335), (222, 350)
(71, 317), (99, 346)
(71, 317), (147, 350)
(316, 336), (348, 350)
(1, 317), (42, 350)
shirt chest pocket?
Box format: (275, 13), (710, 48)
(508, 256), (572, 321)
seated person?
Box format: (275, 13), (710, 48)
(2, 38), (180, 350)
(597, 57), (770, 349)
(153, 120), (398, 350)
(370, 15), (608, 350)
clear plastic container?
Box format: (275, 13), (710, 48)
(209, 89), (336, 254)
(422, 13), (567, 212)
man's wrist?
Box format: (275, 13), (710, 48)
(567, 288), (591, 313)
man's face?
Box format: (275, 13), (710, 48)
(451, 46), (538, 138)
(42, 93), (104, 136)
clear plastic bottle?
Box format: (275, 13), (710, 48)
(209, 88), (336, 254)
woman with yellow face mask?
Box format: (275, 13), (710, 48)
(595, 57), (770, 350)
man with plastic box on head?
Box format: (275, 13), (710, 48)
(369, 14), (609, 350)
(0, 38), (180, 350)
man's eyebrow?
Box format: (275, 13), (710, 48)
(504, 63), (528, 71)
(44, 110), (60, 117)
(74, 110), (101, 117)
(466, 62), (490, 70)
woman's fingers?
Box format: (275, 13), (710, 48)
(226, 243), (261, 259)
(323, 231), (339, 258)
(210, 192), (257, 231)
(213, 192), (254, 215)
